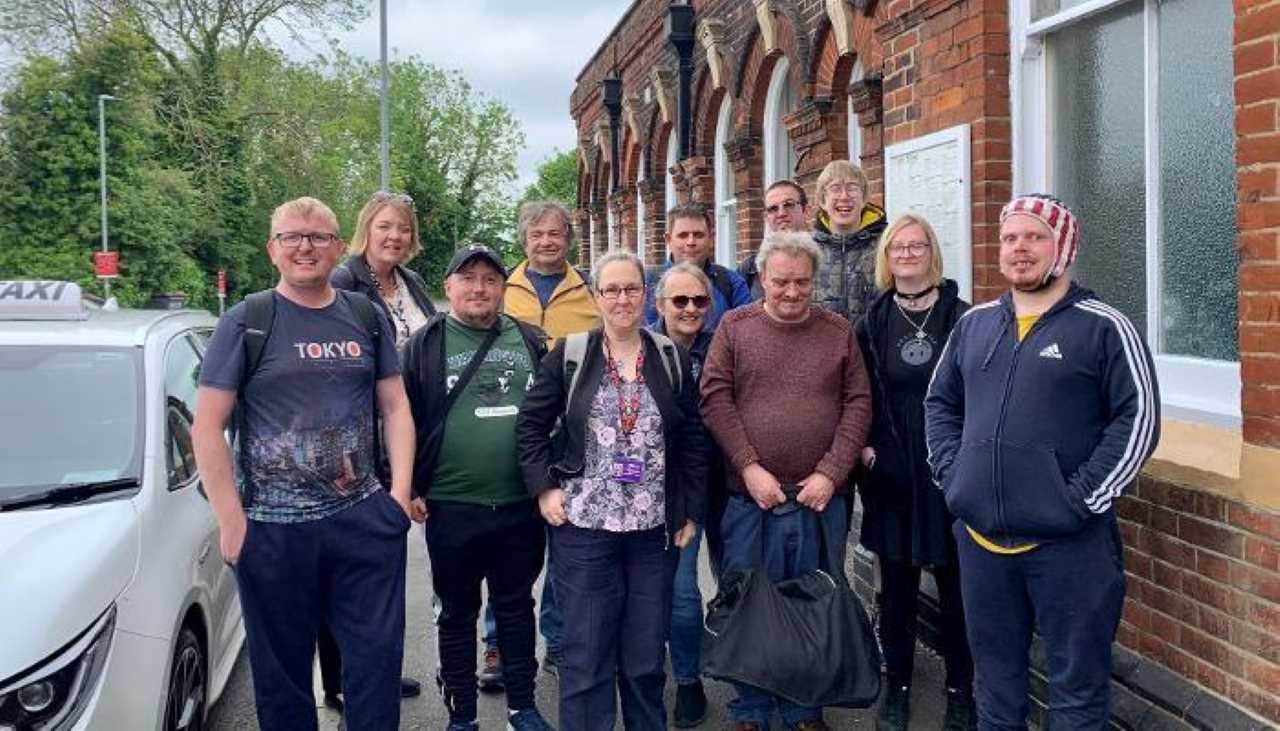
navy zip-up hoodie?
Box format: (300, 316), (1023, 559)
(924, 283), (1160, 547)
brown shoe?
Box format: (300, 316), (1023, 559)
(790, 720), (832, 731)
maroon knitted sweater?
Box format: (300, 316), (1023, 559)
(700, 302), (872, 494)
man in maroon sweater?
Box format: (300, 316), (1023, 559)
(700, 230), (873, 731)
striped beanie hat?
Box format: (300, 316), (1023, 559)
(1000, 194), (1080, 284)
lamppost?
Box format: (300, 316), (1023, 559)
(98, 94), (116, 299)
(379, 0), (390, 190)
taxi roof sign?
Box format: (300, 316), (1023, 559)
(0, 281), (88, 320)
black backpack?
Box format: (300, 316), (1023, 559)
(236, 289), (385, 503)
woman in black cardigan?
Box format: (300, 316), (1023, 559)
(516, 249), (707, 731)
(855, 214), (974, 731)
(331, 191), (437, 349)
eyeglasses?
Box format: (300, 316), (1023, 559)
(889, 242), (929, 257)
(373, 191), (414, 207)
(598, 285), (644, 301)
(765, 200), (801, 216)
(824, 182), (863, 197)
(667, 295), (711, 310)
(273, 232), (339, 249)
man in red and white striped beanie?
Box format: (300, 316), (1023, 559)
(999, 193), (1080, 289)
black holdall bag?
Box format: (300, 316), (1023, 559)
(701, 495), (882, 709)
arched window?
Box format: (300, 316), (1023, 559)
(713, 97), (737, 267)
(636, 151), (646, 261)
(763, 57), (799, 185)
(847, 61), (863, 164)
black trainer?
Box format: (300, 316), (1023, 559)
(876, 684), (910, 731)
(672, 680), (707, 727)
(942, 687), (977, 731)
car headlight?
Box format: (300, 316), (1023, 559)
(0, 605), (115, 731)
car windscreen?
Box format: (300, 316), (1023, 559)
(0, 346), (143, 492)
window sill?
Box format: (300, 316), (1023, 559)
(1143, 417), (1280, 510)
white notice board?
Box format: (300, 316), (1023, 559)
(884, 124), (972, 301)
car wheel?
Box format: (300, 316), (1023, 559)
(164, 626), (206, 731)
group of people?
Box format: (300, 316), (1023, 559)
(190, 157), (1160, 731)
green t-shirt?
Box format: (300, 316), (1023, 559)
(430, 316), (534, 505)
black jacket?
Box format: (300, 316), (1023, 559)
(515, 328), (709, 538)
(331, 254), (437, 322)
(401, 313), (547, 497)
(855, 280), (969, 565)
(925, 283), (1161, 547)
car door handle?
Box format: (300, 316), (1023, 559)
(198, 542), (212, 565)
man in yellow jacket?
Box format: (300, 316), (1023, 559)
(505, 201), (599, 346)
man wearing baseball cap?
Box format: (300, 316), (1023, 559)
(925, 194), (1160, 730)
(400, 244), (554, 730)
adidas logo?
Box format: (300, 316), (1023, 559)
(1039, 343), (1063, 359)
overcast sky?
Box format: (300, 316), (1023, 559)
(302, 0), (634, 191)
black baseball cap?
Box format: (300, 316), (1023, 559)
(444, 244), (507, 279)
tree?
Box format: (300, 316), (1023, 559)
(520, 148), (578, 209)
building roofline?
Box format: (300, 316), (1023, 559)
(575, 0), (645, 84)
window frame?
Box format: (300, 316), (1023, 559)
(636, 150), (646, 261)
(763, 56), (797, 186)
(848, 61), (864, 164)
(1010, 0), (1241, 426)
(714, 96), (737, 267)
(162, 333), (203, 491)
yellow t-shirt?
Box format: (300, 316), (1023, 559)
(965, 314), (1042, 554)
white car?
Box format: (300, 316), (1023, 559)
(0, 281), (243, 730)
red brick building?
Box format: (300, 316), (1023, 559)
(571, 0), (1279, 726)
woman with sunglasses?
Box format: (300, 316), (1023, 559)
(651, 262), (722, 726)
(332, 191), (437, 349)
(855, 213), (974, 730)
(516, 250), (707, 731)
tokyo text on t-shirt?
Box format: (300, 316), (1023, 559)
(200, 291), (401, 523)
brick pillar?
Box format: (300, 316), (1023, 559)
(678, 155), (714, 207)
(785, 99), (843, 188)
(639, 177), (667, 265)
(572, 207), (592, 267)
(849, 76), (885, 204)
(588, 202), (607, 262)
(728, 133), (764, 262)
(1236, 0), (1280, 447)
(610, 188), (635, 254)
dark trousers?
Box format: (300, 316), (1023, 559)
(879, 557), (973, 691)
(317, 624), (341, 695)
(954, 518), (1126, 731)
(552, 523), (677, 731)
(424, 499), (546, 723)
(235, 491), (409, 731)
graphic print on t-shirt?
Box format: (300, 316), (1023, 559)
(198, 293), (400, 523)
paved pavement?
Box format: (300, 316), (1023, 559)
(208, 523), (951, 730)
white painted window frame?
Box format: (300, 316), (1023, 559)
(848, 61), (864, 164)
(636, 151), (646, 261)
(763, 56), (795, 186)
(665, 128), (678, 214)
(714, 97), (738, 267)
(1010, 0), (1241, 426)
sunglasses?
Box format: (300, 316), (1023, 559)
(373, 191), (415, 207)
(667, 295), (711, 310)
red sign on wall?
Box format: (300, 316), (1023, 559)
(93, 251), (120, 278)
(217, 269), (227, 295)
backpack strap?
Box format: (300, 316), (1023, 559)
(562, 331), (589, 408)
(645, 331), (683, 394)
(241, 290), (277, 384)
(338, 289), (382, 375)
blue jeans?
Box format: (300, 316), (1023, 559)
(669, 526), (704, 685)
(719, 493), (848, 727)
(552, 523), (677, 731)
